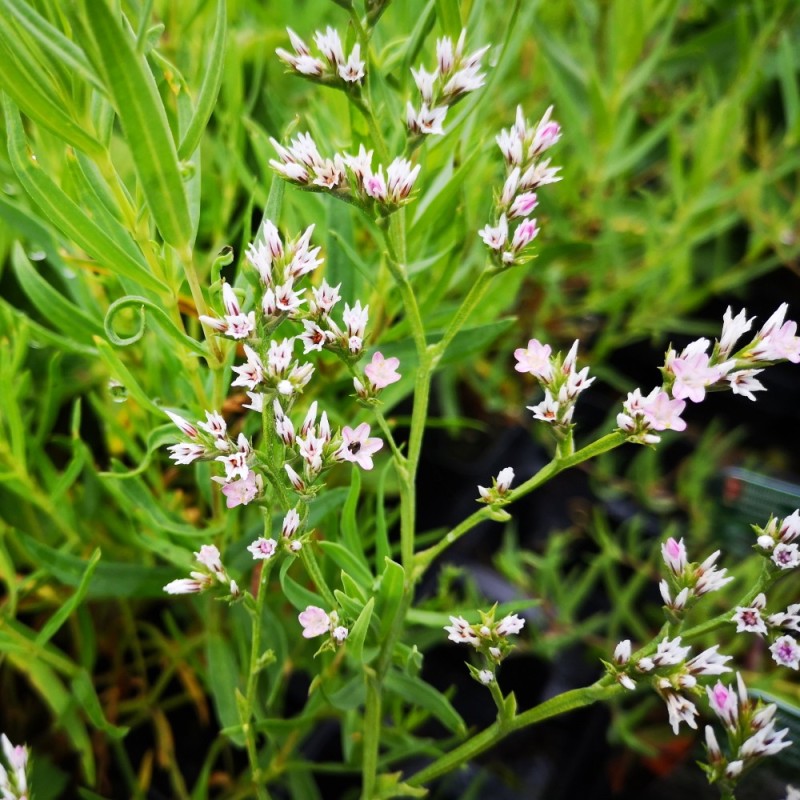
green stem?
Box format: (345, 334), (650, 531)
(301, 545), (338, 609)
(362, 669), (382, 799)
(243, 559), (274, 800)
(414, 432), (627, 573)
(430, 270), (493, 363)
(180, 245), (224, 367)
(407, 683), (623, 786)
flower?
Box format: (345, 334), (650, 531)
(165, 410), (198, 438)
(199, 283), (256, 340)
(299, 606), (331, 638)
(772, 542), (800, 569)
(661, 537), (687, 575)
(0, 733), (28, 799)
(496, 614), (525, 636)
(664, 692), (699, 734)
(707, 680), (739, 730)
(514, 339), (553, 379)
(195, 545), (224, 576)
(247, 537), (278, 560)
(444, 615), (479, 646)
(332, 626), (349, 643)
(167, 442), (206, 465)
(364, 352), (401, 390)
(732, 594), (768, 635)
(163, 574), (211, 594)
(770, 634), (800, 670)
(478, 669), (494, 685)
(336, 423), (383, 470)
(614, 640), (631, 665)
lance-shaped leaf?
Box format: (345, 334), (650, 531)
(3, 95), (167, 294)
(79, 0), (192, 248)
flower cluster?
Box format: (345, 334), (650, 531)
(163, 545), (239, 600)
(514, 339), (595, 439)
(277, 27), (364, 86)
(445, 607), (525, 687)
(0, 734), (28, 800)
(299, 605), (349, 653)
(166, 220), (391, 506)
(609, 636), (732, 733)
(754, 509), (800, 571)
(479, 106), (563, 267)
(477, 466), (514, 504)
(658, 537), (733, 616)
(270, 135), (420, 214)
(702, 674), (792, 790)
(731, 593), (800, 671)
(619, 305), (800, 444)
(406, 30), (489, 136)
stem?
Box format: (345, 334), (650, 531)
(362, 668), (382, 799)
(180, 245), (224, 367)
(407, 682), (623, 786)
(243, 559), (274, 800)
(414, 432), (627, 573)
(430, 270), (493, 363)
(301, 545), (338, 609)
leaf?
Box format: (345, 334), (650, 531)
(3, 95), (166, 293)
(384, 669), (466, 735)
(80, 0), (191, 248)
(178, 0), (227, 159)
(10, 244), (104, 344)
(4, 0), (103, 92)
(36, 549), (101, 645)
(345, 597), (374, 666)
(375, 559), (405, 639)
(99, 424), (177, 480)
(340, 467), (368, 565)
(93, 337), (163, 416)
(435, 0), (461, 37)
(16, 534), (177, 599)
(0, 24), (103, 156)
(319, 541), (373, 590)
(206, 633), (244, 746)
(279, 557), (324, 611)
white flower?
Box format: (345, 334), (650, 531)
(664, 692), (699, 734)
(732, 595), (768, 635)
(614, 640), (631, 665)
(686, 645), (732, 676)
(247, 537), (277, 560)
(772, 542), (800, 569)
(719, 307), (754, 356)
(478, 214), (508, 250)
(167, 442), (206, 465)
(496, 614), (525, 636)
(477, 669), (494, 685)
(339, 44), (365, 82)
(332, 625), (349, 643)
(652, 636), (691, 667)
(770, 634), (800, 670)
(444, 615), (479, 646)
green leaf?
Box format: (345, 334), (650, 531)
(340, 467), (367, 564)
(375, 559), (405, 639)
(345, 597), (374, 666)
(3, 95), (167, 293)
(178, 0), (227, 159)
(0, 24), (103, 156)
(71, 670), (128, 737)
(384, 669), (466, 735)
(319, 541), (373, 590)
(279, 557), (324, 610)
(36, 549), (101, 645)
(435, 0), (461, 37)
(16, 534), (178, 598)
(4, 0), (103, 92)
(207, 632), (244, 746)
(93, 337), (163, 416)
(80, 0), (191, 248)
(10, 244), (104, 344)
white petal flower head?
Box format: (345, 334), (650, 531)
(444, 615), (479, 646)
(338, 44), (365, 83)
(772, 542), (800, 570)
(247, 537), (277, 560)
(167, 442), (206, 465)
(514, 339), (553, 380)
(299, 606), (331, 638)
(478, 669), (494, 685)
(528, 389), (560, 424)
(706, 679), (739, 730)
(496, 467), (515, 493)
(332, 625), (349, 643)
(479, 214), (508, 251)
(719, 306), (754, 357)
(614, 640), (632, 665)
(770, 634), (800, 670)
(665, 692), (699, 735)
(652, 635), (691, 667)
(496, 613), (525, 636)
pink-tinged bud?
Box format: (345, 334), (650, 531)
(511, 217), (539, 251)
(285, 463), (305, 491)
(221, 282), (241, 317)
(165, 410), (199, 439)
(661, 537), (687, 575)
(282, 508), (301, 538)
(301, 401), (318, 437)
(704, 726), (722, 761)
(332, 625), (349, 643)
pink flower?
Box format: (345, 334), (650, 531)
(364, 352), (401, 390)
(514, 339), (553, 379)
(195, 545), (224, 575)
(336, 423), (383, 470)
(299, 606), (331, 638)
(670, 353), (728, 402)
(641, 391), (686, 432)
(221, 473), (259, 508)
(706, 680), (739, 730)
(661, 537), (687, 575)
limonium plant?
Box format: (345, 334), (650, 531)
(1, 2), (799, 799)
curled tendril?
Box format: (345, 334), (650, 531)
(103, 295), (209, 357)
